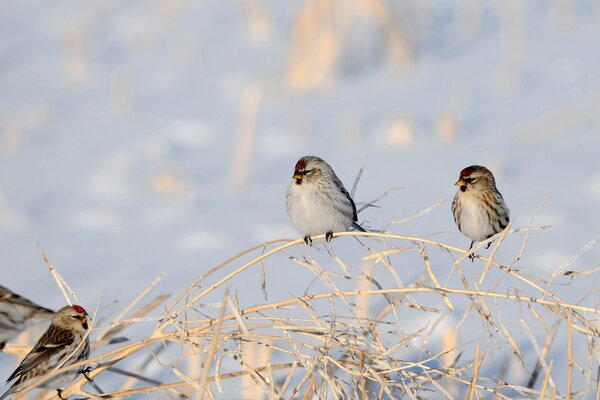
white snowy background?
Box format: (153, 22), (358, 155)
(1, 0), (600, 397)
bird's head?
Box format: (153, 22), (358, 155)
(292, 156), (330, 185)
(53, 304), (89, 332)
(455, 165), (496, 192)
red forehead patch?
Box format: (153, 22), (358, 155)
(460, 166), (477, 177)
(295, 158), (307, 170)
(72, 305), (87, 314)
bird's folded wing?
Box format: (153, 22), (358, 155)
(7, 328), (74, 382)
(0, 288), (54, 313)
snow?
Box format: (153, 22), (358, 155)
(1, 0), (599, 397)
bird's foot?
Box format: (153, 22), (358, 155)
(469, 253), (476, 262)
(0, 341), (5, 351)
(303, 235), (312, 245)
(485, 241), (492, 249)
(57, 389), (64, 399)
(325, 232), (334, 242)
(81, 366), (94, 382)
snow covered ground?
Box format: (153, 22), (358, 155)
(1, 0), (600, 397)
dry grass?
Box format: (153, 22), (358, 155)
(6, 223), (600, 399)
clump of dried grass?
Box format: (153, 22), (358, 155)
(7, 224), (600, 399)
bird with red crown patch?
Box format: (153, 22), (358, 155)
(451, 165), (510, 260)
(286, 156), (366, 244)
(1, 305), (91, 399)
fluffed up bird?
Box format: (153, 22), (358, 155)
(451, 165), (510, 259)
(0, 285), (54, 349)
(1, 305), (91, 400)
(286, 156), (366, 244)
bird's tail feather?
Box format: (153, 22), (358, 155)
(0, 386), (15, 400)
(352, 222), (367, 232)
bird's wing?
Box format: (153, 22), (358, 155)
(341, 187), (367, 232)
(344, 187), (363, 227)
(332, 176), (359, 221)
(6, 326), (75, 383)
(0, 285), (54, 314)
(348, 194), (360, 223)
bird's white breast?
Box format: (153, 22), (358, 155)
(286, 181), (352, 237)
(456, 192), (495, 242)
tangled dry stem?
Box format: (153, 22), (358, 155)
(8, 227), (600, 399)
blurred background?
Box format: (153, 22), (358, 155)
(1, 0), (600, 395)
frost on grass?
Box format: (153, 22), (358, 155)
(6, 225), (600, 400)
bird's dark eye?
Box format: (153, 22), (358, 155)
(464, 177), (475, 183)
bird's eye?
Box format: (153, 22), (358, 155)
(304, 169), (312, 175)
(464, 177), (475, 183)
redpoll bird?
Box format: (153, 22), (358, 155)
(1, 305), (91, 399)
(286, 156), (366, 244)
(452, 165), (510, 258)
(0, 285), (54, 349)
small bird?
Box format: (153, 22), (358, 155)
(286, 156), (366, 244)
(1, 305), (91, 400)
(0, 285), (54, 349)
(452, 165), (510, 259)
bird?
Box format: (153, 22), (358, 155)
(0, 285), (54, 350)
(286, 156), (366, 244)
(452, 165), (510, 259)
(1, 305), (91, 399)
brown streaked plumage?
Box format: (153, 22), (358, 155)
(452, 165), (510, 259)
(1, 305), (90, 399)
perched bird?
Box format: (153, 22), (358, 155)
(1, 305), (91, 399)
(452, 165), (510, 258)
(0, 285), (54, 349)
(286, 156), (366, 244)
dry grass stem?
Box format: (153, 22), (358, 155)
(6, 222), (598, 399)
